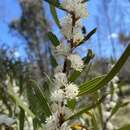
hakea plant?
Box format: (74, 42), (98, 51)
(2, 0), (130, 130)
(43, 0), (130, 130)
(45, 0), (89, 129)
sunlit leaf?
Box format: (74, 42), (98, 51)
(79, 75), (105, 96)
(79, 44), (130, 95)
(50, 0), (61, 28)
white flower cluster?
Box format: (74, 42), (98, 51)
(103, 76), (119, 130)
(60, 0), (88, 44)
(45, 72), (79, 130)
(12, 80), (20, 93)
(45, 112), (59, 130)
(46, 106), (72, 130)
(51, 72), (79, 102)
(54, 72), (68, 88)
(54, 42), (71, 56)
(67, 53), (84, 72)
(60, 15), (84, 42)
(46, 113), (72, 130)
(61, 0), (88, 19)
(24, 117), (33, 130)
(45, 0), (88, 129)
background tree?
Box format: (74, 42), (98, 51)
(10, 0), (51, 82)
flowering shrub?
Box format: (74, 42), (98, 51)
(43, 0), (130, 129)
(1, 0), (130, 130)
(45, 1), (89, 129)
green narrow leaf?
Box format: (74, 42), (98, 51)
(66, 96), (104, 120)
(97, 104), (104, 128)
(47, 32), (60, 47)
(67, 99), (76, 110)
(26, 81), (48, 128)
(83, 49), (95, 64)
(8, 88), (35, 119)
(19, 107), (25, 130)
(50, 0), (61, 28)
(33, 118), (43, 130)
(79, 44), (130, 95)
(79, 75), (105, 96)
(86, 112), (99, 130)
(77, 28), (97, 47)
(30, 80), (52, 117)
(69, 71), (81, 82)
(50, 54), (58, 68)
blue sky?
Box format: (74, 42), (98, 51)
(0, 0), (25, 58)
(0, 0), (21, 44)
(0, 0), (130, 60)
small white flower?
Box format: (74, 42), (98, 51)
(74, 2), (88, 18)
(112, 76), (119, 83)
(45, 110), (72, 130)
(60, 122), (72, 130)
(13, 86), (19, 93)
(65, 83), (79, 99)
(112, 94), (118, 102)
(51, 103), (73, 118)
(105, 104), (111, 109)
(60, 14), (73, 40)
(51, 89), (65, 102)
(54, 72), (68, 88)
(67, 54), (84, 72)
(51, 103), (59, 112)
(45, 113), (59, 130)
(80, 117), (86, 125)
(106, 94), (111, 100)
(73, 24), (84, 43)
(5, 80), (9, 85)
(113, 83), (118, 88)
(106, 121), (114, 130)
(103, 111), (111, 121)
(109, 101), (116, 108)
